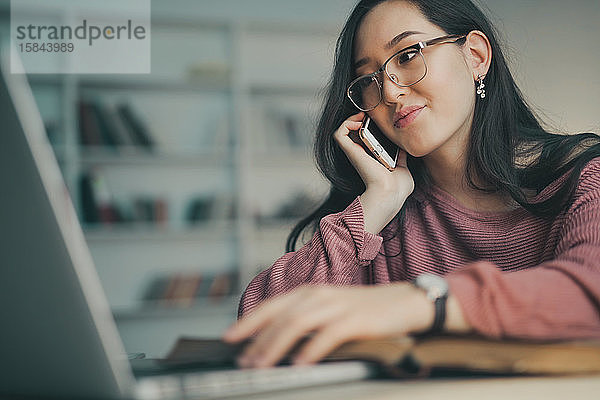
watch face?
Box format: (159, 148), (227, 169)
(414, 273), (449, 300)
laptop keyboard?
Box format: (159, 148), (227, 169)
(135, 361), (378, 399)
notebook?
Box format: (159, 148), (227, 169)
(0, 43), (377, 399)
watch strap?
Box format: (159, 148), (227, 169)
(429, 294), (448, 334)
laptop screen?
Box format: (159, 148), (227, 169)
(0, 44), (135, 399)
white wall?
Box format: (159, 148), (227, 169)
(478, 0), (600, 133)
(154, 0), (599, 134)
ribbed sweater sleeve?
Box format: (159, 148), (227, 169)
(446, 162), (600, 339)
(238, 196), (383, 317)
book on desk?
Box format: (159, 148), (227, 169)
(162, 334), (600, 378)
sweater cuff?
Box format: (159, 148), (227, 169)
(341, 196), (383, 266)
(445, 261), (503, 338)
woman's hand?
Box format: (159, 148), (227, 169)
(335, 112), (415, 233)
(222, 283), (434, 368)
(334, 112), (415, 202)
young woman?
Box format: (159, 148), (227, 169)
(223, 0), (600, 368)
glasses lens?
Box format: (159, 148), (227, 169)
(386, 49), (426, 86)
(348, 75), (381, 111)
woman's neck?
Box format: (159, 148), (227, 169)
(422, 145), (517, 213)
(423, 139), (470, 193)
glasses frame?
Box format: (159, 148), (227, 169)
(347, 34), (467, 111)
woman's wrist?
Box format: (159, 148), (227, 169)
(407, 277), (472, 335)
(359, 187), (407, 234)
(444, 294), (472, 334)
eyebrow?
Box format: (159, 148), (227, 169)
(353, 30), (425, 70)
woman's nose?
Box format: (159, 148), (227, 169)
(381, 74), (409, 105)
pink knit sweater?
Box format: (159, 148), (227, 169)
(239, 157), (600, 339)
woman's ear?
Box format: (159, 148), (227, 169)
(464, 30), (492, 79)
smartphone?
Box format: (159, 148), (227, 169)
(358, 116), (399, 171)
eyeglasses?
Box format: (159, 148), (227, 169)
(347, 34), (466, 111)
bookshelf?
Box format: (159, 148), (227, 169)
(1, 5), (335, 324)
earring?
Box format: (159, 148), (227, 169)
(476, 74), (486, 99)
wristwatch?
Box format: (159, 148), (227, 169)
(412, 273), (449, 335)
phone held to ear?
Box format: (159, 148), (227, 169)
(358, 116), (399, 171)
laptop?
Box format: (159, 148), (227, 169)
(0, 44), (376, 399)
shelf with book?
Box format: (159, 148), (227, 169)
(137, 271), (240, 310)
(2, 9), (341, 314)
(75, 177), (234, 248)
(76, 90), (231, 154)
(90, 235), (239, 309)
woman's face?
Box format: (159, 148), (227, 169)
(353, 0), (476, 159)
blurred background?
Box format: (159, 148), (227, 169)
(0, 0), (598, 357)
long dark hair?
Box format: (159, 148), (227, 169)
(286, 0), (600, 252)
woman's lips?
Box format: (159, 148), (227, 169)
(395, 106), (425, 128)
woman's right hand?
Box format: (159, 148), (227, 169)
(333, 112), (415, 233)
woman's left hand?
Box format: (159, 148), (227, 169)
(222, 283), (434, 368)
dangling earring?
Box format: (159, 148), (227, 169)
(476, 74), (486, 99)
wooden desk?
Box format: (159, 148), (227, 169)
(242, 375), (600, 400)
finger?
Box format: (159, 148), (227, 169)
(343, 121), (365, 139)
(223, 292), (299, 343)
(239, 316), (309, 368)
(292, 323), (353, 365)
(347, 111), (365, 122)
(333, 112), (364, 142)
(334, 124), (363, 145)
(336, 133), (384, 174)
(334, 115), (395, 175)
(240, 299), (345, 367)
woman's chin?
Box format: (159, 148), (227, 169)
(401, 145), (431, 158)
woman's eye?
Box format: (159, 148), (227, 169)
(357, 75), (377, 88)
(396, 51), (418, 65)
